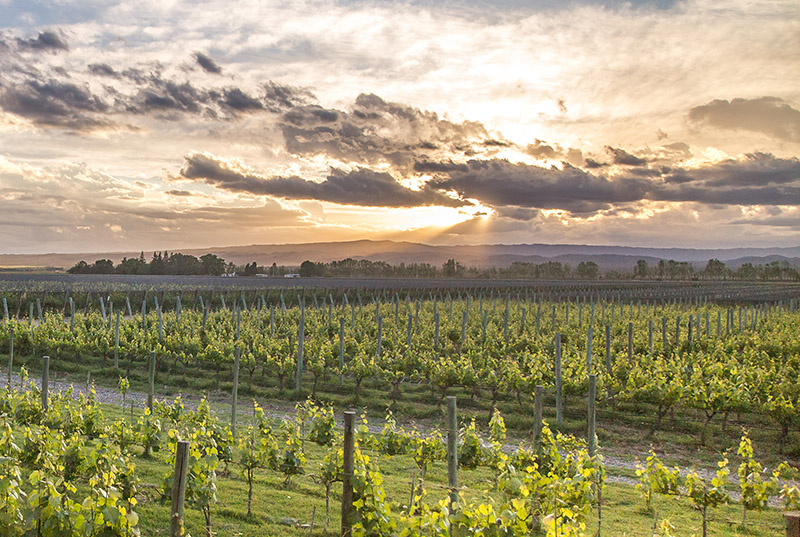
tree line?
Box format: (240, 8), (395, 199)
(67, 252), (800, 281)
(67, 251), (255, 276)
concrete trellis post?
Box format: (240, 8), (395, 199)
(446, 396), (459, 509)
(170, 440), (190, 537)
(41, 355), (50, 411)
(533, 384), (544, 457)
(231, 348), (240, 439)
(555, 332), (563, 428)
(341, 411), (355, 537)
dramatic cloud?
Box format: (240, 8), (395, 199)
(261, 81), (315, 113)
(194, 52), (222, 74)
(689, 97), (800, 142)
(178, 152), (464, 208)
(280, 93), (493, 169)
(651, 153), (800, 206)
(88, 63), (119, 78)
(212, 88), (263, 112)
(607, 146), (648, 166)
(131, 79), (206, 115)
(0, 61), (270, 128)
(0, 79), (111, 130)
(662, 152), (800, 188)
(495, 206), (540, 221)
(0, 0), (798, 251)
(424, 153), (800, 214)
(426, 159), (649, 213)
(16, 31), (68, 52)
(525, 140), (583, 164)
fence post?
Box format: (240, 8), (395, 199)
(339, 317), (345, 385)
(296, 303), (305, 394)
(588, 374), (597, 456)
(147, 351), (156, 412)
(7, 325), (13, 387)
(406, 313), (413, 348)
(586, 327), (593, 370)
(434, 312), (440, 350)
(41, 355), (49, 411)
(555, 333), (563, 428)
(158, 307), (163, 342)
(533, 385), (544, 457)
(232, 347), (240, 439)
(114, 309), (120, 369)
(341, 411), (355, 537)
(604, 325), (612, 399)
(376, 315), (382, 358)
(627, 322), (633, 361)
(447, 396), (459, 509)
(786, 512), (800, 537)
(170, 440), (190, 537)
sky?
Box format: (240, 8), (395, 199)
(0, 0), (798, 254)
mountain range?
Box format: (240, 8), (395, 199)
(2, 240), (799, 272)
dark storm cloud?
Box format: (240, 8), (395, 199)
(88, 63), (119, 78)
(652, 183), (800, 205)
(662, 153), (799, 188)
(414, 160), (468, 173)
(210, 87), (264, 112)
(16, 31), (69, 52)
(525, 140), (583, 165)
(427, 159), (649, 213)
(0, 79), (111, 130)
(607, 146), (648, 166)
(627, 167), (667, 178)
(421, 153), (800, 214)
(689, 97), (800, 142)
(261, 81), (315, 113)
(583, 158), (607, 169)
(730, 216), (800, 228)
(131, 79), (205, 114)
(496, 206), (540, 221)
(280, 92), (491, 170)
(3, 45), (489, 157)
(0, 56), (272, 127)
(178, 152), (465, 208)
(648, 153), (800, 205)
(194, 52), (222, 74)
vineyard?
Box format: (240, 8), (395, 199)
(1, 278), (800, 535)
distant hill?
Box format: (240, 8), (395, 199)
(1, 239), (798, 272)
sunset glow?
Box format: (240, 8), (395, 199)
(0, 0), (797, 254)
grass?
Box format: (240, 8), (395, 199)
(3, 373), (792, 537)
(74, 401), (784, 537)
(88, 401), (788, 536)
(7, 346), (798, 473)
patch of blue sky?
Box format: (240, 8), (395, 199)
(0, 0), (108, 29)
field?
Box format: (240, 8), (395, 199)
(1, 276), (799, 536)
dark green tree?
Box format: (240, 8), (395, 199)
(200, 254), (226, 276)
